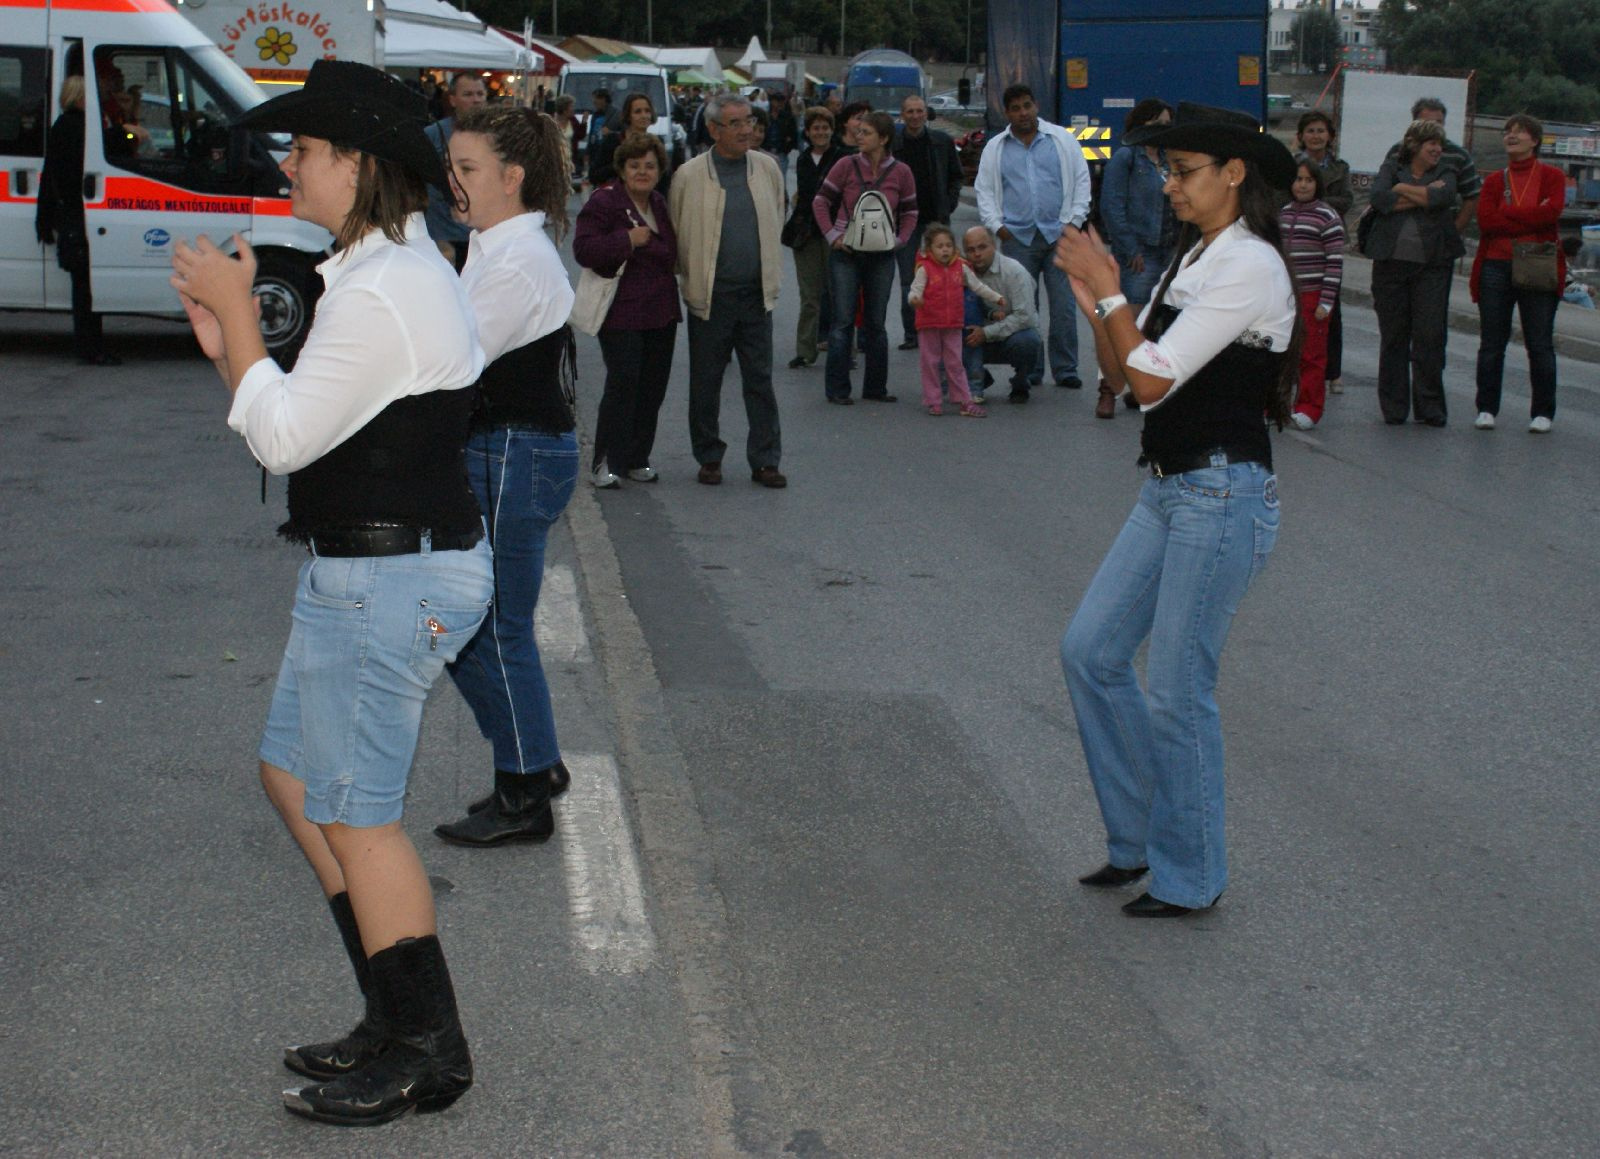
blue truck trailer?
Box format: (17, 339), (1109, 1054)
(843, 48), (928, 113)
(987, 0), (1270, 133)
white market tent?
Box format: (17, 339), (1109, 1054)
(383, 0), (529, 71)
(735, 36), (766, 70)
(638, 46), (723, 79)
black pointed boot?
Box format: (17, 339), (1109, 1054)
(465, 759), (569, 814)
(436, 767), (555, 846)
(283, 892), (388, 1080)
(282, 934), (473, 1126)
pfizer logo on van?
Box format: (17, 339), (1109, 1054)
(143, 228), (171, 248)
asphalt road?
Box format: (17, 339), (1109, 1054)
(3, 195), (1598, 1156)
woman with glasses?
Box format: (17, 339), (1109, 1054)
(1470, 114), (1565, 433)
(1054, 103), (1298, 918)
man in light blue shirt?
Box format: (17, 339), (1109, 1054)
(975, 84), (1092, 395)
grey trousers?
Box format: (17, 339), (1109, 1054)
(687, 286), (782, 471)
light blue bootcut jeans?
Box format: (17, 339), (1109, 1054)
(1060, 461), (1280, 909)
(447, 427), (579, 775)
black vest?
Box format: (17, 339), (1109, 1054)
(281, 387), (480, 541)
(474, 325), (576, 434)
(1140, 304), (1284, 471)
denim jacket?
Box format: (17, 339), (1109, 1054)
(1099, 146), (1171, 260)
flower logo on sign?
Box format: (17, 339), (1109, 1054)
(256, 28), (298, 67)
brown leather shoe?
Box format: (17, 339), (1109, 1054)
(751, 465), (787, 488)
(1095, 381), (1117, 419)
(697, 462), (722, 485)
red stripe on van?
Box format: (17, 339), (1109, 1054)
(0, 0), (178, 12)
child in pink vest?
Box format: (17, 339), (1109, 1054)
(906, 224), (1004, 416)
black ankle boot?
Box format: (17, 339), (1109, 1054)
(466, 759), (569, 814)
(437, 767), (555, 846)
(283, 893), (388, 1080)
(283, 934), (473, 1126)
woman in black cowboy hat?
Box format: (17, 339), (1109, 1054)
(168, 60), (492, 1125)
(1054, 103), (1299, 918)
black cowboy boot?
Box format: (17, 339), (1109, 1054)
(282, 892), (387, 1080)
(283, 934), (473, 1126)
(436, 767), (556, 846)
(465, 759), (569, 814)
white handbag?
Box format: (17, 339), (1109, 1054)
(569, 263), (624, 336)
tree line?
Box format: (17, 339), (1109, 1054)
(1377, 0), (1600, 122)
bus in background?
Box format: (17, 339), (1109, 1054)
(843, 48), (926, 114)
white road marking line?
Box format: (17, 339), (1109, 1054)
(560, 752), (658, 974)
(535, 564), (592, 663)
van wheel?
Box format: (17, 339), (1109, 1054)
(253, 252), (320, 368)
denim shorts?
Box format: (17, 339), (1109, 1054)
(259, 536), (494, 827)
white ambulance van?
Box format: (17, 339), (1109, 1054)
(1, 0), (330, 358)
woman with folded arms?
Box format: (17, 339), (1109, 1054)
(1055, 103), (1297, 918)
(170, 60), (491, 1125)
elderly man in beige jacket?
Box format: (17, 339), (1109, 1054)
(668, 91), (789, 488)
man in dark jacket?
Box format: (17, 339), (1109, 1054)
(761, 90), (801, 180)
(892, 94), (964, 347)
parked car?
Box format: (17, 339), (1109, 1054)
(955, 127), (986, 185)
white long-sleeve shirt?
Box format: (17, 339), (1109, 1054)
(1128, 219), (1296, 411)
(228, 213), (483, 474)
(459, 211), (575, 361)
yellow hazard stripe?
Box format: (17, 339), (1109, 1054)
(1072, 125), (1112, 161)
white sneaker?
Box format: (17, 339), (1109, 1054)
(591, 467), (621, 489)
(1474, 412), (1495, 430)
(1290, 412), (1314, 430)
(1529, 416), (1552, 433)
(1328, 379), (1344, 394)
(626, 466), (659, 482)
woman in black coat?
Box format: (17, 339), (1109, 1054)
(786, 105), (847, 367)
(35, 75), (118, 366)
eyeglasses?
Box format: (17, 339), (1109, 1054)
(1158, 158), (1223, 183)
(716, 116), (754, 129)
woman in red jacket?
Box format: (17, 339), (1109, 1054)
(1472, 114), (1565, 433)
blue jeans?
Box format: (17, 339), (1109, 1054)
(825, 248), (897, 400)
(1121, 246), (1170, 306)
(1474, 258), (1559, 419)
(261, 536), (494, 827)
(1060, 461), (1280, 909)
(962, 288), (1043, 393)
(447, 427), (579, 776)
(1002, 230), (1079, 383)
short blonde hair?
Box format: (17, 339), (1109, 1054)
(60, 75), (86, 111)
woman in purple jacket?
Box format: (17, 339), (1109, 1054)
(574, 132), (682, 487)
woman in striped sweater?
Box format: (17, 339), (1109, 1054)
(1281, 159), (1345, 429)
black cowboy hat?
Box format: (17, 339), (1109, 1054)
(1123, 101), (1296, 189)
(234, 60), (445, 190)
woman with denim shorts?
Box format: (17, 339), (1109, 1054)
(170, 61), (492, 1124)
(1054, 103), (1298, 918)
(431, 107), (580, 847)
